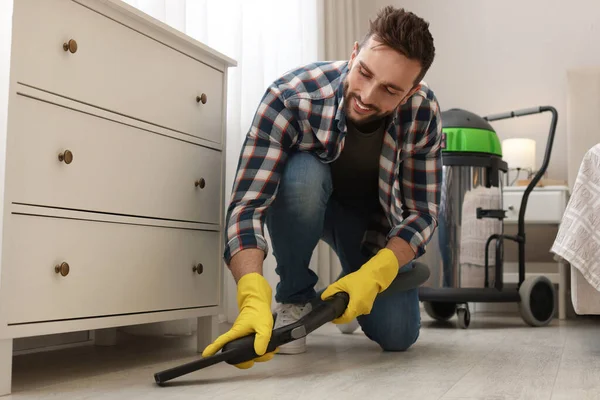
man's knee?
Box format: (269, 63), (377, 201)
(375, 324), (420, 352)
(358, 288), (421, 352)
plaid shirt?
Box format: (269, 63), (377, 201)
(224, 60), (443, 265)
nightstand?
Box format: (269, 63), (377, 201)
(503, 185), (570, 319)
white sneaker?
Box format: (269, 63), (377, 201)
(273, 302), (312, 354)
(337, 318), (360, 334)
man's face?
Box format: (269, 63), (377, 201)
(344, 36), (423, 129)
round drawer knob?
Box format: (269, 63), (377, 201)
(63, 39), (78, 54)
(55, 262), (70, 277)
(196, 93), (207, 104)
(508, 205), (515, 211)
(195, 178), (206, 189)
(58, 150), (74, 164)
(192, 263), (204, 275)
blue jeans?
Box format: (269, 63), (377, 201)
(265, 151), (420, 351)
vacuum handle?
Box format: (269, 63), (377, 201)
(301, 291), (350, 334)
(484, 107), (542, 121)
(222, 292), (349, 365)
(482, 105), (558, 285)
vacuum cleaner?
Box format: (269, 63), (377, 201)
(154, 262), (431, 385)
(418, 106), (558, 329)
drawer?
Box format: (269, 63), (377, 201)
(3, 213), (220, 325)
(6, 95), (222, 225)
(503, 190), (566, 223)
(11, 0), (224, 144)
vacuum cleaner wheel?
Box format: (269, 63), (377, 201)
(423, 301), (456, 322)
(456, 304), (471, 329)
(518, 276), (556, 327)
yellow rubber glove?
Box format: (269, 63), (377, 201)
(321, 248), (399, 324)
(202, 272), (278, 369)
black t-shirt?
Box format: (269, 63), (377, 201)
(330, 120), (385, 210)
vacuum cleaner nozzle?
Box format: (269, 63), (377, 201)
(153, 262), (430, 386)
(153, 291), (349, 385)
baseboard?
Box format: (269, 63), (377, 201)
(470, 302), (519, 314)
(503, 272), (560, 284)
(13, 331), (94, 356)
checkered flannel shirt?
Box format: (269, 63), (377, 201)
(223, 60), (443, 265)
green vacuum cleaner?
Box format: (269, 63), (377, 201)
(418, 106), (558, 329)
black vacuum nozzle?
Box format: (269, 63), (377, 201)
(153, 291), (349, 385)
(153, 262), (430, 386)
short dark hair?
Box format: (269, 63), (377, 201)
(360, 6), (435, 85)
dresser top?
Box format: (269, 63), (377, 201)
(78, 0), (237, 68)
(504, 185), (570, 192)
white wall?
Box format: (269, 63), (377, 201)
(0, 0), (13, 278)
(362, 0), (600, 181)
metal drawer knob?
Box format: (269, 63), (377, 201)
(55, 262), (70, 277)
(192, 263), (203, 275)
(63, 39), (78, 54)
(196, 93), (207, 104)
(195, 178), (206, 189)
(58, 150), (74, 164)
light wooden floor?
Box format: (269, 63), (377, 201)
(6, 312), (600, 399)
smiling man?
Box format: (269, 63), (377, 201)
(202, 6), (442, 367)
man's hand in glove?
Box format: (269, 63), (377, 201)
(320, 248), (400, 324)
(202, 272), (278, 369)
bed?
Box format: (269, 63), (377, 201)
(551, 144), (600, 314)
(551, 67), (600, 315)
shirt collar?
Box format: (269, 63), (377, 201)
(334, 63), (349, 133)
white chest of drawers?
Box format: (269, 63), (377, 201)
(0, 0), (236, 394)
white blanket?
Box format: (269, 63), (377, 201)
(459, 186), (503, 267)
(551, 143), (600, 292)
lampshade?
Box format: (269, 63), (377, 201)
(502, 138), (536, 170)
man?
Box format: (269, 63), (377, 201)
(202, 6), (442, 368)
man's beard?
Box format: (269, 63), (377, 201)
(343, 81), (392, 132)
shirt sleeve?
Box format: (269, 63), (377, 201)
(223, 84), (301, 265)
(387, 96), (443, 258)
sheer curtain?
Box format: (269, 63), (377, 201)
(121, 0), (323, 331)
(315, 0), (363, 292)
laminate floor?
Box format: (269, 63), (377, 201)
(5, 311), (600, 399)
